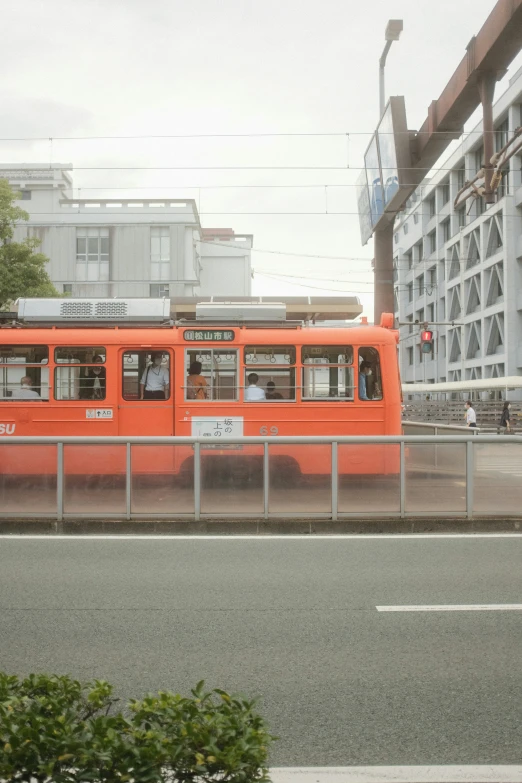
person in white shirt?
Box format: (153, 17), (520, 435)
(140, 353), (169, 400)
(13, 376), (41, 400)
(245, 372), (266, 401)
(465, 400), (477, 428)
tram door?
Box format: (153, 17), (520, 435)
(118, 348), (174, 435)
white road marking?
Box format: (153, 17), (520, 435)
(377, 605), (522, 612)
(269, 766), (522, 783)
(0, 534), (522, 541)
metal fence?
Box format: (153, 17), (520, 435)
(0, 435), (521, 521)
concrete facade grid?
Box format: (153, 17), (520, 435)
(394, 67), (522, 387)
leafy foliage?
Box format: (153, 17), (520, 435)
(0, 673), (274, 783)
(0, 179), (60, 309)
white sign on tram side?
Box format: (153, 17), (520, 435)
(191, 416), (243, 438)
(86, 409), (113, 419)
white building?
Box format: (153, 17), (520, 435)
(0, 164), (252, 300)
(394, 66), (522, 387)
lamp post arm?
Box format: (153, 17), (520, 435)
(379, 40), (393, 117)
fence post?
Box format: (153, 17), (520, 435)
(434, 427), (438, 469)
(126, 442), (132, 521)
(57, 442), (64, 522)
(263, 442), (269, 520)
(400, 440), (405, 519)
(331, 441), (338, 522)
(466, 439), (474, 520)
(194, 442), (201, 522)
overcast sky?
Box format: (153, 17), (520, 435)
(1, 0), (521, 320)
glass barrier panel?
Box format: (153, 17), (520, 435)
(201, 445), (264, 515)
(63, 445), (126, 514)
(0, 445), (57, 514)
(402, 424), (437, 436)
(131, 445), (194, 514)
(338, 444), (400, 514)
(405, 442), (466, 513)
(268, 444), (331, 514)
(473, 442), (522, 516)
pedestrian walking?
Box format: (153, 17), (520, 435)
(465, 400), (477, 428)
(498, 401), (511, 434)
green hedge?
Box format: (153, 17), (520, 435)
(0, 673), (274, 782)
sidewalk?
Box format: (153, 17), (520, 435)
(270, 766), (522, 783)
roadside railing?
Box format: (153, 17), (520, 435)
(0, 435), (521, 521)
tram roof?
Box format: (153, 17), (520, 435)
(3, 296), (364, 326)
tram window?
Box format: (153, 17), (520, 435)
(358, 347), (383, 401)
(244, 346), (296, 365)
(122, 351), (170, 401)
(301, 346), (354, 401)
(184, 349), (238, 401)
(54, 347), (107, 401)
(244, 345), (296, 401)
(0, 345), (49, 401)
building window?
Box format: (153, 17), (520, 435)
(457, 165), (466, 191)
(440, 297), (446, 319)
(429, 267), (437, 287)
(417, 275), (424, 296)
(440, 180), (450, 205)
(416, 308), (424, 324)
(405, 251), (413, 270)
(150, 226), (170, 281)
(442, 218), (451, 243)
(63, 284), (73, 294)
(394, 233), (399, 245)
(427, 195), (436, 218)
(407, 283), (413, 302)
(403, 223), (409, 235)
(413, 211), (419, 224)
(414, 241), (423, 263)
(150, 284), (170, 298)
(474, 146), (484, 176)
(426, 230), (436, 255)
(495, 118), (509, 152)
(407, 314), (413, 334)
(428, 303), (435, 321)
(76, 228), (109, 282)
(458, 207), (466, 228)
(407, 347), (413, 365)
(20, 190), (31, 200)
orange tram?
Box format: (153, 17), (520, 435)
(0, 299), (401, 482)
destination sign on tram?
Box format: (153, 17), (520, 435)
(184, 329), (235, 341)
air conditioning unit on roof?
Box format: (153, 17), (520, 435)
(16, 298), (171, 323)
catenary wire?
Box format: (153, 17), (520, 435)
(0, 129), (509, 141)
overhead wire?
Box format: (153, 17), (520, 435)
(0, 129), (508, 141)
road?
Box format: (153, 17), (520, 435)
(0, 535), (521, 767)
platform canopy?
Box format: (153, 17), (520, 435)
(171, 296), (363, 322)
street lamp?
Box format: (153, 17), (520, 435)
(379, 19), (403, 118)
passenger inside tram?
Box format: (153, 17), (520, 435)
(265, 381), (283, 400)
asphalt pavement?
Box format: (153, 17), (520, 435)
(0, 535), (521, 766)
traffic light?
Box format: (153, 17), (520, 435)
(421, 329), (434, 354)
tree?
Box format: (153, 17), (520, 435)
(0, 178), (60, 310)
